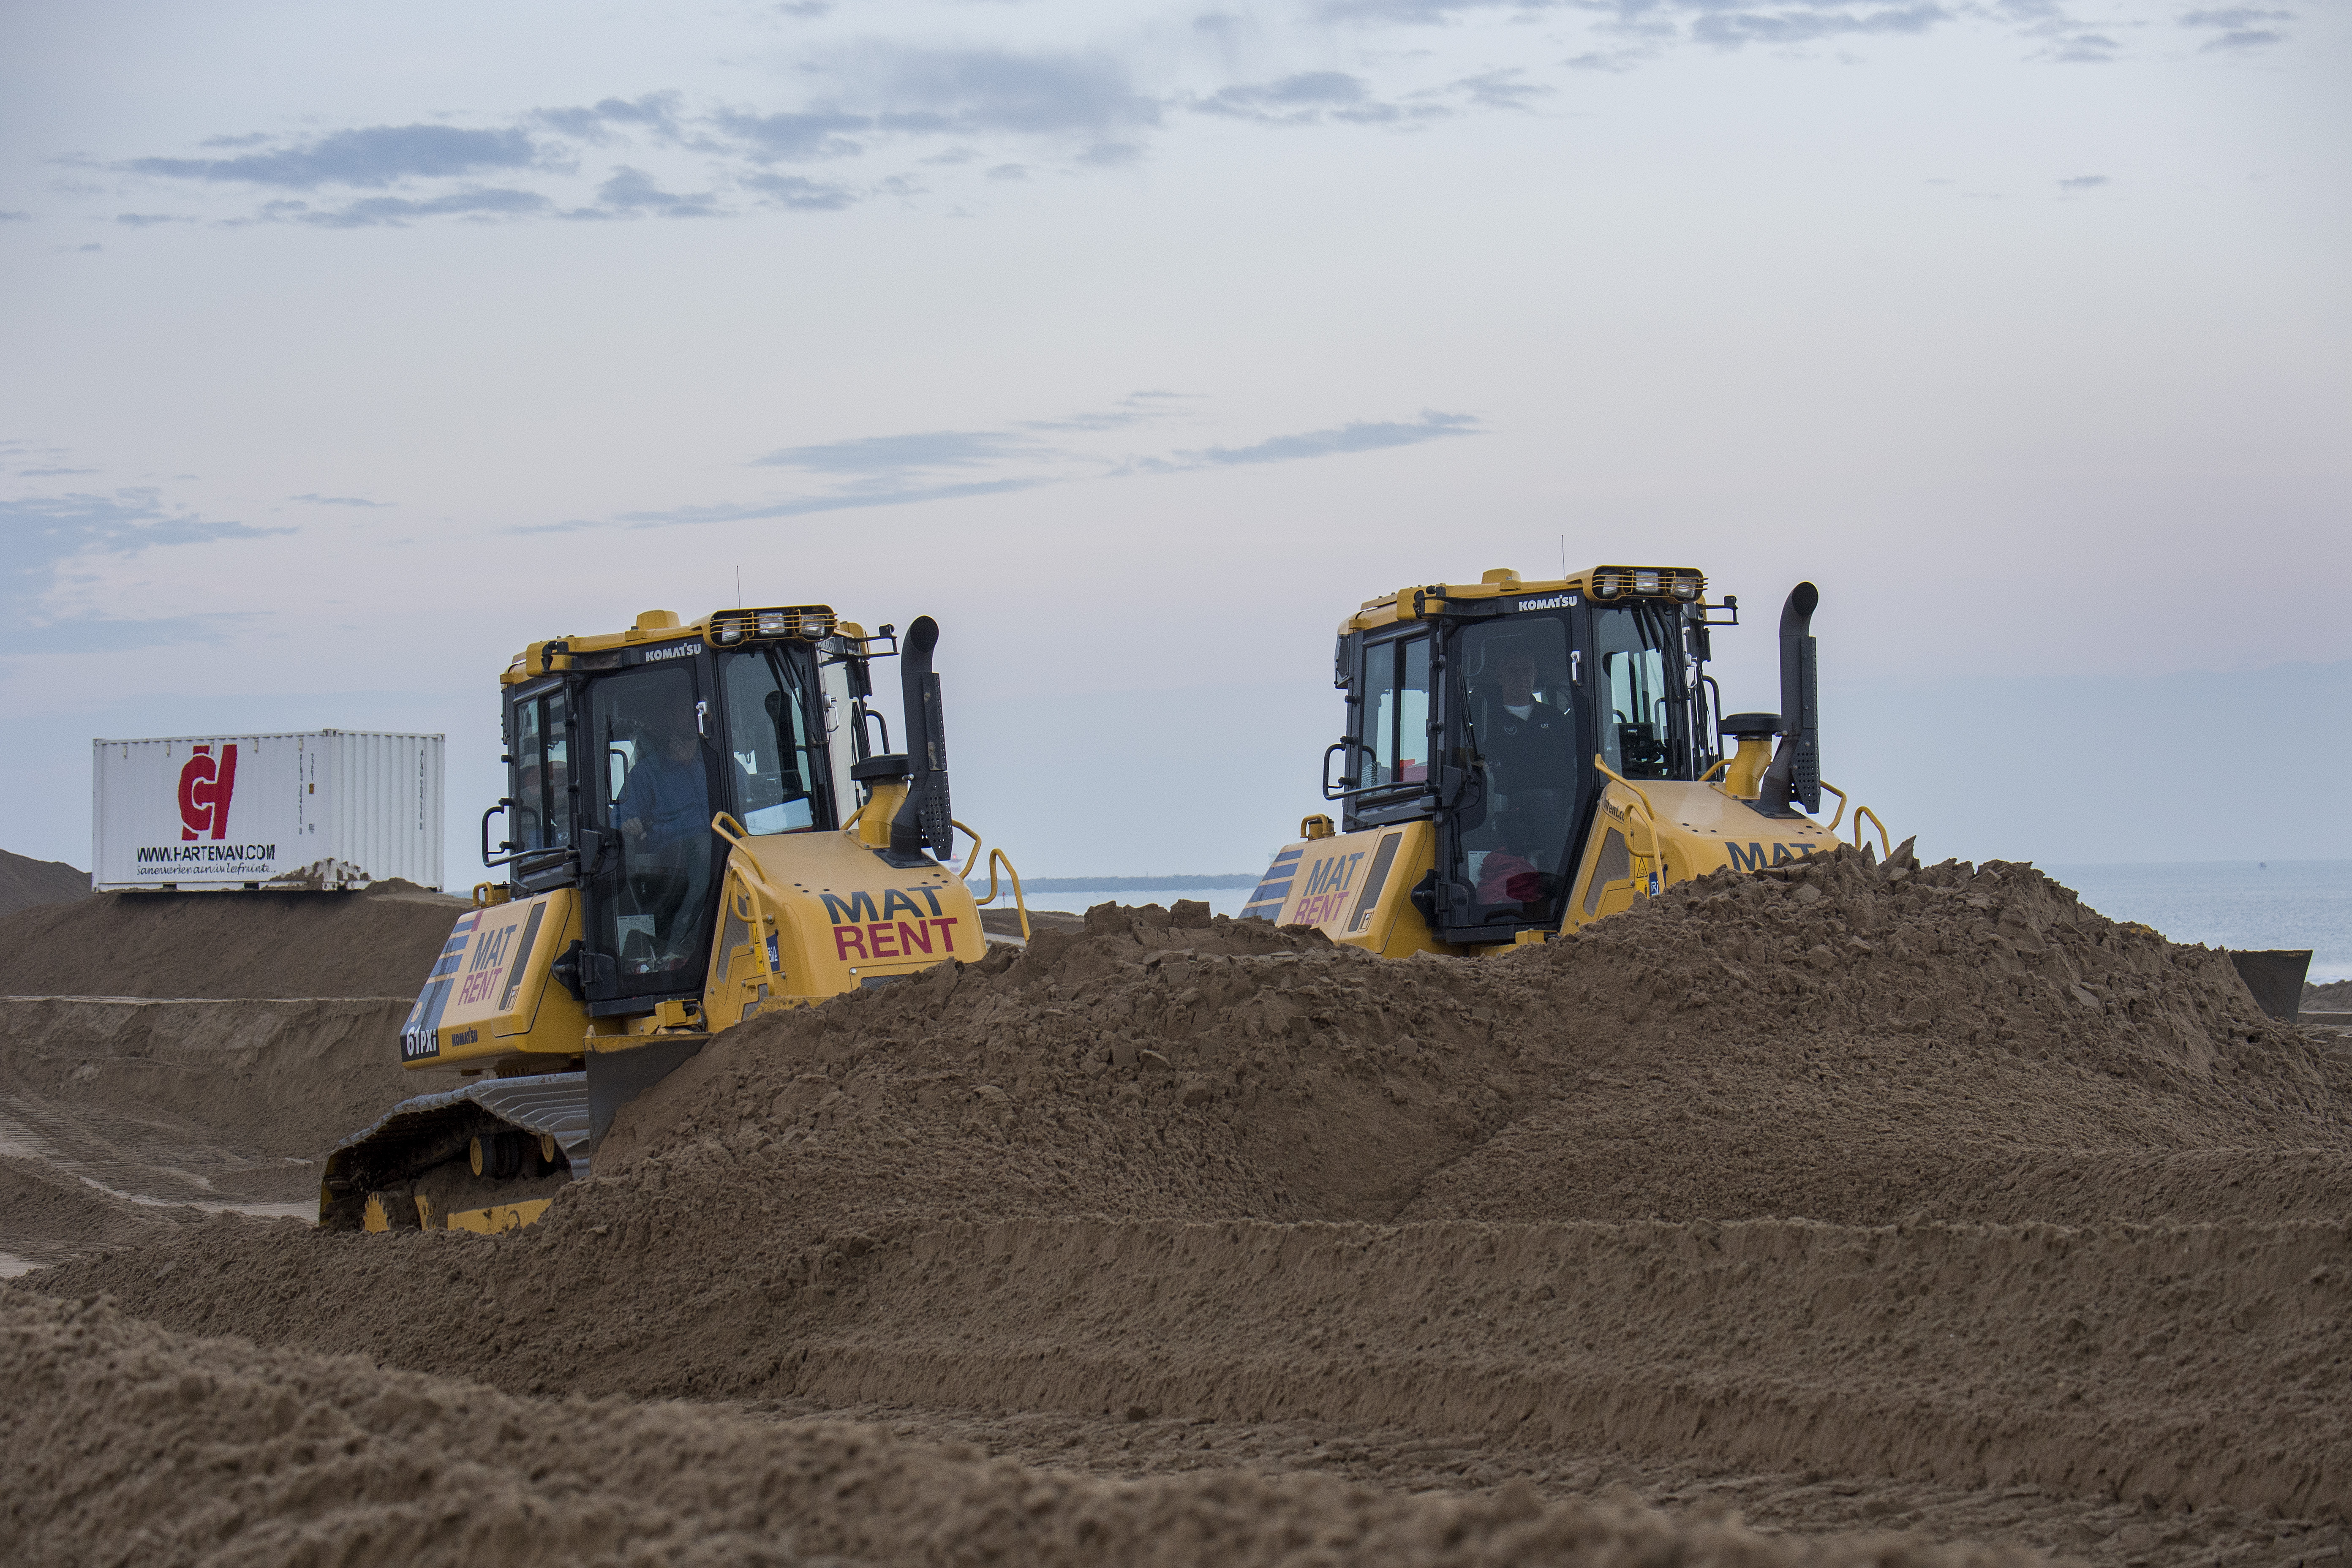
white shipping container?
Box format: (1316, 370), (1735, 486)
(92, 730), (444, 892)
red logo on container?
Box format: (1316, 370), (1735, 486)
(178, 744), (239, 841)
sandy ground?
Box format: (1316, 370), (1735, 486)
(0, 848), (88, 919)
(5, 855), (2350, 1566)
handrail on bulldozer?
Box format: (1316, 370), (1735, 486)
(708, 811), (786, 892)
(1809, 784), (1892, 860)
(1591, 754), (1665, 884)
(1816, 780), (1848, 833)
(710, 812), (790, 992)
(1850, 803), (1891, 859)
(953, 817), (1030, 941)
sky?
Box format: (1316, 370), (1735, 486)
(4, 0), (2347, 883)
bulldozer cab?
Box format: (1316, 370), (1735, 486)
(1331, 582), (1718, 946)
(497, 611), (875, 1016)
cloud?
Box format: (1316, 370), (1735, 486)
(753, 430), (1044, 474)
(709, 109), (873, 162)
(0, 488), (294, 651)
(1194, 72), (1406, 125)
(531, 93), (683, 142)
(127, 125), (538, 189)
(114, 213), (193, 227)
(1324, 0), (2103, 60)
(827, 45), (1163, 138)
(2197, 25), (2285, 48)
(593, 167), (723, 217)
(1161, 410), (1481, 468)
(2178, 6), (2292, 25)
(610, 476), (1052, 528)
(1447, 69), (1551, 110)
(259, 188), (552, 228)
(1690, 3), (1950, 48)
(2058, 174), (2109, 190)
(290, 493), (390, 507)
(1190, 69), (1538, 126)
(601, 400), (1477, 530)
(2, 489), (291, 555)
(1317, 0), (1507, 19)
(741, 171), (858, 210)
(1019, 392), (1198, 433)
(0, 210), (32, 222)
(2043, 30), (2120, 60)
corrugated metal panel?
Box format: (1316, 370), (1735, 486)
(91, 730), (444, 892)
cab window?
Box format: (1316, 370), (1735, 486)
(509, 687), (571, 852)
(1360, 634), (1430, 789)
(1594, 607), (1673, 779)
(721, 648), (823, 834)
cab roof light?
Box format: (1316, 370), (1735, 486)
(706, 605), (836, 647)
(1590, 565), (1706, 602)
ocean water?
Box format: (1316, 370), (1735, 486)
(2042, 861), (2352, 983)
(1004, 862), (2352, 982)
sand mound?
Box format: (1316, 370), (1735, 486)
(2309, 978), (2352, 1010)
(34, 858), (2352, 1529)
(0, 849), (89, 919)
(0, 1288), (2029, 1568)
(0, 1157), (182, 1264)
(0, 996), (416, 1170)
(0, 882), (463, 1000)
(0, 998), (414, 1266)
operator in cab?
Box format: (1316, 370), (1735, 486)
(1471, 642), (1577, 908)
(614, 718), (713, 968)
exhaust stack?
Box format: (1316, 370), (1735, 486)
(1753, 582), (1821, 818)
(887, 615), (955, 864)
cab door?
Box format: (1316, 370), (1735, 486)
(1562, 601), (1690, 930)
(1341, 629), (1434, 829)
(1436, 610), (1582, 942)
(576, 655), (722, 1011)
(504, 679), (579, 898)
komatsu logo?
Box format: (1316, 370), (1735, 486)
(1516, 593), (1577, 611)
(642, 642), (697, 662)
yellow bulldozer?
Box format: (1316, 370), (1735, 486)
(1242, 566), (1896, 954)
(319, 604), (1025, 1234)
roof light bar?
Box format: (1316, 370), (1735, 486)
(1588, 566), (1707, 603)
(704, 605), (836, 648)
